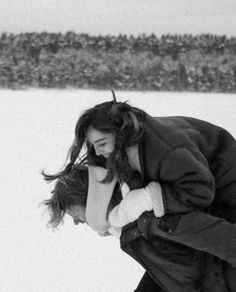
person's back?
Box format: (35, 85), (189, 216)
(143, 114), (236, 222)
(151, 115), (235, 167)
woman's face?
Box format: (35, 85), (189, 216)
(66, 205), (86, 225)
(87, 127), (115, 158)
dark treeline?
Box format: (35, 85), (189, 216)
(0, 32), (236, 91)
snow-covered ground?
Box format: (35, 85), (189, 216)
(1, 89), (236, 292)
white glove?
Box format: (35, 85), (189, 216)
(108, 181), (164, 228)
(146, 181), (165, 219)
(98, 226), (122, 239)
(108, 226), (122, 238)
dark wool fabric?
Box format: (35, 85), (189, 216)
(119, 115), (236, 292)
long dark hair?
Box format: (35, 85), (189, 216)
(43, 92), (146, 183)
(42, 164), (88, 229)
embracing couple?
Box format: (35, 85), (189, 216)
(42, 93), (236, 292)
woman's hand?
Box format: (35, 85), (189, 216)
(108, 181), (164, 228)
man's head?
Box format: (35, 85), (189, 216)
(43, 164), (88, 229)
(66, 205), (86, 225)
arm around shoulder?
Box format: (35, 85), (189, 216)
(86, 166), (117, 232)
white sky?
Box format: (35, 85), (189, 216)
(0, 0), (235, 36)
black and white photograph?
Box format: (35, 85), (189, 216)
(1, 1), (236, 291)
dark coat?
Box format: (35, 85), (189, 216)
(121, 213), (230, 292)
(141, 115), (236, 219)
(120, 114), (236, 292)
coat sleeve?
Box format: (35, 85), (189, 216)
(159, 148), (215, 213)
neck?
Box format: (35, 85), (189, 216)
(126, 144), (141, 173)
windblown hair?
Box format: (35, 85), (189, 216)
(43, 93), (146, 183)
(42, 164), (88, 229)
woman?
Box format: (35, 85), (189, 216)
(42, 163), (235, 291)
(43, 95), (236, 291)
